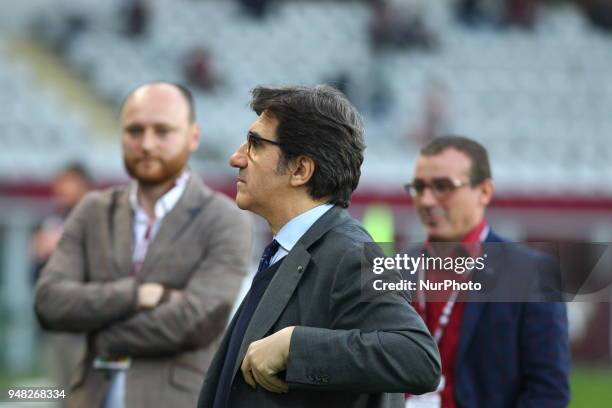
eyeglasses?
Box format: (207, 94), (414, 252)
(246, 132), (280, 156)
(404, 177), (470, 198)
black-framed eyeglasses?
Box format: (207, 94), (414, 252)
(246, 132), (281, 156)
(404, 177), (471, 199)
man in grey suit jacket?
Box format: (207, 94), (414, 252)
(197, 85), (441, 408)
(34, 82), (252, 408)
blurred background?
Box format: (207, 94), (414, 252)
(0, 0), (611, 406)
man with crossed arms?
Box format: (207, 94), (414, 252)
(35, 82), (251, 408)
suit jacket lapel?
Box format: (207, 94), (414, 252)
(456, 230), (503, 364)
(111, 188), (134, 278)
(456, 302), (486, 365)
(231, 206), (347, 380)
(231, 244), (311, 380)
(139, 175), (212, 274)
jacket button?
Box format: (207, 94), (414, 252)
(297, 265), (303, 273)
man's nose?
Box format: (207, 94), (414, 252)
(229, 142), (248, 169)
(418, 186), (439, 207)
(141, 129), (157, 151)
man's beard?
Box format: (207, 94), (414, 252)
(123, 149), (189, 187)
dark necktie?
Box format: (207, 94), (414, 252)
(211, 239), (281, 408)
(256, 239), (280, 276)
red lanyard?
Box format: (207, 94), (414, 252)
(416, 268), (464, 345)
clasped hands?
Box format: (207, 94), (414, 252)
(241, 326), (295, 394)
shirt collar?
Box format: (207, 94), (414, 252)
(274, 203), (334, 253)
(462, 219), (489, 244)
(129, 171), (191, 221)
(424, 219), (489, 258)
(462, 219), (489, 257)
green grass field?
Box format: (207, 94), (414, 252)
(570, 366), (612, 408)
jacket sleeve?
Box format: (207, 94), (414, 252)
(516, 302), (571, 408)
(94, 204), (252, 357)
(285, 243), (441, 394)
(34, 194), (139, 332)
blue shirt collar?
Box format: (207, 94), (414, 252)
(274, 203), (334, 253)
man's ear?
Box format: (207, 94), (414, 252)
(188, 123), (201, 152)
(479, 179), (494, 207)
(289, 156), (316, 187)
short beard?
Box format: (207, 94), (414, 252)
(123, 149), (189, 187)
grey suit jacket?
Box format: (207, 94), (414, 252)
(197, 206), (441, 408)
(34, 174), (252, 408)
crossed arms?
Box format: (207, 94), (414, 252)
(34, 193), (251, 357)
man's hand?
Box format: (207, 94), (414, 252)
(32, 226), (63, 260)
(241, 326), (295, 393)
(137, 283), (164, 309)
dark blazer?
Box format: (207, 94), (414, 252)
(197, 206), (441, 408)
(454, 231), (570, 408)
(35, 174), (252, 408)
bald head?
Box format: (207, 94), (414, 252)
(121, 82), (196, 123)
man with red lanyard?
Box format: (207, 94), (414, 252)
(404, 136), (570, 408)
